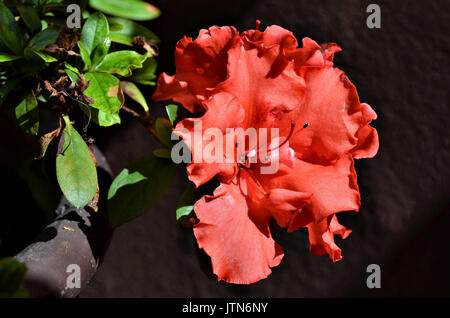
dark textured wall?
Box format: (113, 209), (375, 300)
(80, 0), (450, 297)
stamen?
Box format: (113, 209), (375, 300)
(237, 120), (306, 167)
(256, 20), (261, 31)
(267, 120), (296, 152)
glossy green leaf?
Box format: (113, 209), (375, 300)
(121, 81), (148, 112)
(165, 104), (178, 126)
(108, 153), (176, 228)
(108, 18), (123, 32)
(14, 91), (39, 135)
(0, 257), (28, 298)
(56, 116), (98, 208)
(176, 183), (200, 225)
(80, 12), (109, 55)
(26, 48), (57, 62)
(65, 69), (80, 82)
(64, 63), (81, 76)
(91, 36), (111, 66)
(134, 80), (155, 86)
(28, 27), (59, 50)
(155, 117), (173, 148)
(64, 63), (81, 82)
(79, 102), (121, 127)
(0, 3), (24, 55)
(17, 4), (41, 33)
(77, 41), (91, 71)
(83, 72), (123, 113)
(40, 19), (48, 30)
(0, 54), (20, 62)
(132, 57), (156, 85)
(108, 17), (159, 46)
(176, 206), (194, 222)
(94, 50), (145, 77)
(90, 0), (160, 21)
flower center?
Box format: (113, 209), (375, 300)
(238, 120), (298, 168)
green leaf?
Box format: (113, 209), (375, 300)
(65, 63), (81, 76)
(177, 183), (197, 208)
(0, 53), (20, 62)
(0, 37), (9, 54)
(0, 257), (28, 298)
(56, 116), (98, 208)
(132, 57), (156, 85)
(37, 94), (47, 103)
(108, 18), (123, 32)
(79, 102), (121, 127)
(89, 0), (160, 21)
(40, 19), (48, 30)
(108, 17), (159, 46)
(176, 183), (200, 225)
(17, 4), (41, 34)
(94, 50), (145, 77)
(134, 80), (155, 86)
(83, 72), (123, 113)
(155, 117), (173, 148)
(0, 3), (24, 55)
(40, 0), (65, 11)
(25, 48), (57, 62)
(152, 148), (171, 159)
(77, 41), (92, 71)
(80, 12), (109, 55)
(165, 104), (178, 126)
(65, 69), (80, 82)
(14, 91), (39, 135)
(121, 81), (148, 112)
(28, 27), (59, 50)
(108, 153), (176, 228)
(64, 63), (81, 82)
(176, 205), (194, 222)
(82, 9), (90, 19)
(91, 36), (110, 66)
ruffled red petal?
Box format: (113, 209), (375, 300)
(351, 103), (379, 159)
(307, 214), (352, 262)
(218, 38), (306, 129)
(280, 66), (377, 164)
(288, 37), (325, 68)
(152, 73), (198, 112)
(153, 26), (238, 112)
(173, 92), (244, 187)
(193, 182), (283, 284)
(258, 155), (360, 230)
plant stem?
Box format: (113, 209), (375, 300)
(121, 105), (160, 142)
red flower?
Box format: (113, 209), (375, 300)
(153, 22), (379, 284)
